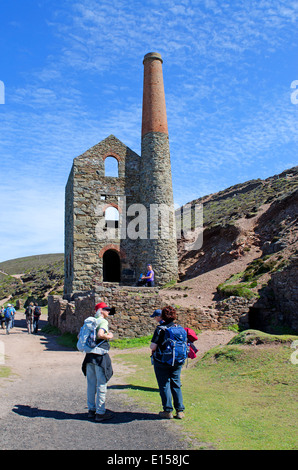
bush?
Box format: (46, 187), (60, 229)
(217, 282), (258, 300)
(228, 329), (298, 345)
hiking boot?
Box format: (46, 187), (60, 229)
(158, 411), (173, 419)
(175, 411), (185, 419)
(95, 410), (114, 422)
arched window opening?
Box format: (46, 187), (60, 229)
(103, 250), (121, 282)
(105, 206), (119, 229)
(105, 156), (119, 177)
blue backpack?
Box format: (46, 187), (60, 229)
(4, 307), (13, 320)
(156, 324), (188, 366)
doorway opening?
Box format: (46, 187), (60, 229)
(248, 307), (265, 330)
(103, 249), (121, 282)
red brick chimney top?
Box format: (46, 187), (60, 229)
(142, 52), (168, 136)
(143, 52), (163, 64)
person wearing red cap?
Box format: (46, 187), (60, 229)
(82, 301), (115, 422)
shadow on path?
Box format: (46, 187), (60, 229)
(109, 384), (159, 393)
(12, 404), (162, 424)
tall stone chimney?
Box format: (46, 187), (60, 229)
(141, 52), (168, 136)
(139, 52), (178, 286)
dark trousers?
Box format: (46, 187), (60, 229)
(33, 318), (39, 333)
(153, 360), (185, 413)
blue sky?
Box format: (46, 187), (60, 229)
(0, 0), (297, 262)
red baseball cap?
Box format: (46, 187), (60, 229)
(95, 302), (110, 311)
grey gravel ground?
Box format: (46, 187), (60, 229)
(0, 314), (192, 451)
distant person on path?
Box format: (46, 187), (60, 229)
(81, 302), (115, 422)
(142, 264), (155, 287)
(150, 306), (187, 420)
(25, 302), (34, 334)
(33, 303), (41, 334)
(0, 307), (5, 329)
(4, 304), (15, 334)
(10, 304), (15, 328)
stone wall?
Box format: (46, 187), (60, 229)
(48, 285), (252, 338)
(48, 293), (94, 335)
(270, 255), (298, 331)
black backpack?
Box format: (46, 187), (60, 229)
(34, 306), (41, 316)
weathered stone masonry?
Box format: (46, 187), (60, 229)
(48, 287), (252, 338)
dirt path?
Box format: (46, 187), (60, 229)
(160, 203), (271, 309)
(160, 245), (262, 308)
(0, 312), (235, 450)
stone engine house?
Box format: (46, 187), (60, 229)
(64, 52), (178, 294)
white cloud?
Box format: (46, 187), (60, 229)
(48, 0), (297, 73)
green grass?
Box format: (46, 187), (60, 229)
(55, 332), (77, 349)
(112, 331), (298, 450)
(228, 329), (298, 345)
(41, 324), (78, 349)
(0, 366), (12, 379)
(111, 335), (152, 349)
(216, 255), (286, 300)
(0, 253), (63, 275)
(0, 254), (64, 304)
(185, 170), (298, 230)
(41, 324), (152, 350)
(217, 282), (258, 300)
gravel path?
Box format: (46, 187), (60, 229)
(0, 312), (235, 450)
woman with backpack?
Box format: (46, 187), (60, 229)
(150, 306), (187, 420)
(25, 302), (34, 334)
(4, 304), (16, 334)
(33, 303), (42, 334)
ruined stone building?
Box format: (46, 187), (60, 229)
(64, 52), (178, 294)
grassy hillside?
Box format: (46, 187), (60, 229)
(176, 166), (298, 322)
(0, 254), (64, 304)
(0, 253), (63, 275)
(180, 166), (298, 230)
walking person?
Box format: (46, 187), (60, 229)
(81, 302), (115, 422)
(33, 303), (41, 334)
(25, 302), (34, 334)
(4, 304), (15, 334)
(150, 306), (188, 419)
(10, 304), (16, 328)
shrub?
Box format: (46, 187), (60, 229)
(217, 283), (258, 300)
